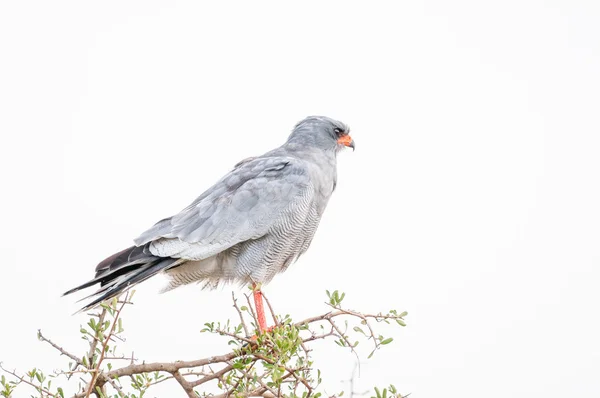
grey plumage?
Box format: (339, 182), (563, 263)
(64, 116), (354, 311)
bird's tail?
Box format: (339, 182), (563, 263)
(63, 245), (179, 313)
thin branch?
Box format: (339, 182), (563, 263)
(261, 292), (279, 325)
(237, 360), (278, 398)
(233, 291), (250, 337)
(216, 327), (256, 345)
(145, 374), (175, 388)
(302, 328), (336, 343)
(211, 387), (271, 398)
(37, 329), (83, 367)
(253, 374), (279, 397)
(244, 292), (259, 330)
(224, 358), (258, 396)
(189, 364), (233, 388)
(329, 306), (377, 346)
(104, 377), (126, 398)
(103, 355), (138, 361)
(0, 363), (57, 397)
(253, 353), (312, 392)
(85, 308), (107, 370)
(328, 318), (357, 350)
(87, 293), (129, 397)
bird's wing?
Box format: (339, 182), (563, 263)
(134, 156), (311, 260)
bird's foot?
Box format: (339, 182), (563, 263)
(250, 325), (276, 341)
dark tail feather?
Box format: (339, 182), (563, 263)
(63, 245), (178, 313)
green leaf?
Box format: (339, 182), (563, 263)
(381, 337), (393, 345)
(353, 326), (365, 335)
(232, 361), (244, 369)
(375, 387), (382, 398)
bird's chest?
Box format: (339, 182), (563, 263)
(249, 194), (318, 276)
(307, 162), (337, 216)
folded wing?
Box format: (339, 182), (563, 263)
(135, 156), (311, 260)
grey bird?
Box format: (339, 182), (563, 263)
(64, 116), (355, 331)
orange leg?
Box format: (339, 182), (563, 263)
(252, 285), (268, 333)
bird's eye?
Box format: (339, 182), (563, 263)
(334, 127), (343, 135)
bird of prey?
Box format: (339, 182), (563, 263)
(64, 116), (355, 332)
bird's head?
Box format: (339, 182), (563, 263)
(287, 116), (355, 152)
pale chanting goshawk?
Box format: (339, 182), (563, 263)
(64, 116), (355, 332)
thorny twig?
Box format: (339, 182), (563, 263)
(37, 329), (83, 368)
(244, 292), (259, 331)
(86, 308), (107, 370)
(104, 377), (126, 398)
(233, 291), (250, 337)
(0, 363), (58, 397)
(2, 291), (406, 398)
(262, 292), (279, 326)
(87, 292), (130, 397)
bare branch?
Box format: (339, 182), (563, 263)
(233, 291), (250, 337)
(244, 292), (259, 330)
(37, 329), (83, 367)
(215, 327), (256, 345)
(261, 292), (279, 325)
(104, 377), (126, 398)
(189, 364), (234, 388)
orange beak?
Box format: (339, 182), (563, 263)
(337, 134), (355, 151)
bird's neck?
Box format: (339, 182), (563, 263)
(281, 144), (338, 213)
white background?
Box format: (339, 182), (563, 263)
(1, 1), (599, 397)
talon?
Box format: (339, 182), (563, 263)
(250, 325), (276, 340)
